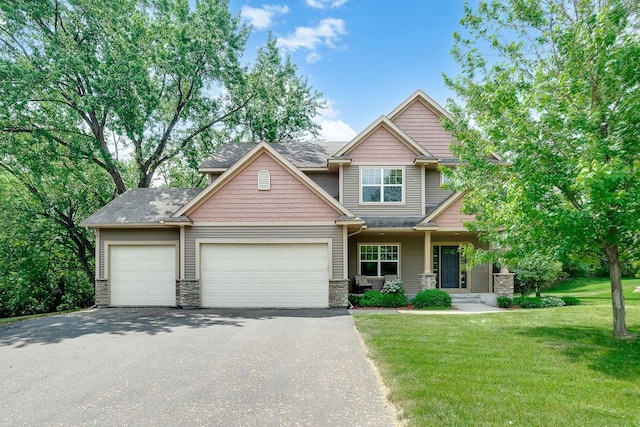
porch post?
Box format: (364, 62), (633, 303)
(493, 267), (515, 298)
(419, 231), (437, 290)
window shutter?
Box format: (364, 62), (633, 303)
(258, 169), (271, 190)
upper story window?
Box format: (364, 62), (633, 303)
(360, 168), (404, 203)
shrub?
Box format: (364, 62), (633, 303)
(359, 290), (407, 308)
(381, 279), (404, 295)
(496, 296), (513, 308)
(411, 289), (452, 308)
(348, 294), (362, 306)
(540, 296), (566, 307)
(514, 296), (544, 308)
(560, 296), (581, 306)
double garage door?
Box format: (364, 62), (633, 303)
(108, 243), (329, 308)
(200, 243), (329, 308)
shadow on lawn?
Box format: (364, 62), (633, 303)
(0, 307), (349, 348)
(521, 325), (640, 380)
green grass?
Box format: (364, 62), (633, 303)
(0, 310), (79, 325)
(353, 277), (640, 427)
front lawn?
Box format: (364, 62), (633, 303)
(353, 278), (640, 426)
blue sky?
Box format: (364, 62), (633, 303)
(228, 0), (471, 141)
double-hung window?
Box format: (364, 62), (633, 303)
(359, 244), (399, 276)
(361, 168), (403, 203)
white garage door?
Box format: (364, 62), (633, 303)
(200, 243), (329, 308)
(110, 245), (176, 306)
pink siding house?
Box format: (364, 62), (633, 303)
(81, 90), (510, 308)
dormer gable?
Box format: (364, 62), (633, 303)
(332, 116), (433, 163)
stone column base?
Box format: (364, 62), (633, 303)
(176, 280), (200, 308)
(418, 273), (437, 291)
(329, 279), (349, 308)
(493, 273), (515, 298)
(95, 279), (109, 307)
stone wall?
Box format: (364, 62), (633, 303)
(493, 273), (515, 298)
(329, 279), (349, 308)
(176, 280), (200, 308)
(95, 279), (109, 307)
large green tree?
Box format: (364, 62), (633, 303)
(0, 0), (323, 193)
(445, 0), (640, 337)
(0, 0), (324, 315)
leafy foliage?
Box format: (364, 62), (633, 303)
(444, 0), (640, 336)
(411, 289), (452, 308)
(381, 279), (405, 295)
(513, 257), (563, 296)
(359, 290), (408, 308)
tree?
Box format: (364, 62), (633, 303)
(444, 0), (640, 337)
(0, 0), (324, 315)
(0, 0), (323, 193)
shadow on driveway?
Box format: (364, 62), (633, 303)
(0, 307), (350, 348)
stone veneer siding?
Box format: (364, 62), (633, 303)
(418, 273), (437, 291)
(95, 279), (109, 307)
(176, 280), (200, 308)
(329, 279), (349, 308)
(493, 273), (515, 298)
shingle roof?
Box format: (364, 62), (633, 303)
(199, 141), (348, 169)
(361, 216), (426, 228)
(80, 188), (202, 226)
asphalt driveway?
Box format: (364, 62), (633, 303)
(0, 308), (396, 426)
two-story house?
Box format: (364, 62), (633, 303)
(81, 90), (507, 308)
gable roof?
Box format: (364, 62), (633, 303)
(199, 140), (346, 170)
(388, 89), (453, 121)
(80, 188), (202, 227)
(175, 141), (356, 219)
(333, 116), (433, 158)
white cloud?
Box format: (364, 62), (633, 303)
(313, 100), (357, 141)
(240, 5), (289, 30)
(305, 0), (348, 9)
(305, 52), (322, 63)
(277, 18), (346, 53)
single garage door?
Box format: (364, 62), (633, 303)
(200, 243), (329, 308)
(109, 245), (176, 306)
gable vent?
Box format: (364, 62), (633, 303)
(257, 169), (271, 190)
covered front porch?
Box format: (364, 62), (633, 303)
(347, 227), (513, 298)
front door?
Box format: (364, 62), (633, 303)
(440, 246), (460, 289)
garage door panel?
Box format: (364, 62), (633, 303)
(200, 243), (329, 308)
(110, 245), (176, 306)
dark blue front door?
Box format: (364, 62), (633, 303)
(441, 246), (459, 288)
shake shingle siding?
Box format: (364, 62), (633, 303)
(184, 225), (344, 280)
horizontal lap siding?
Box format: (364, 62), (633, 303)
(185, 225), (344, 281)
(343, 165), (422, 215)
(425, 170), (453, 205)
(348, 233), (424, 296)
(471, 263), (490, 293)
(306, 172), (339, 199)
(98, 228), (179, 278)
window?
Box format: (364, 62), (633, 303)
(361, 168), (403, 203)
(441, 170), (452, 186)
(359, 244), (399, 276)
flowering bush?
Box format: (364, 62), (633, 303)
(381, 279), (404, 295)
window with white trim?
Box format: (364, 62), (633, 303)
(441, 170), (452, 186)
(360, 168), (403, 203)
(359, 244), (399, 276)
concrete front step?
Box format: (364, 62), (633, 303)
(449, 293), (497, 306)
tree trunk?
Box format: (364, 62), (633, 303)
(605, 245), (630, 338)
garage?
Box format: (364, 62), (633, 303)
(200, 243), (329, 308)
(109, 245), (177, 306)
